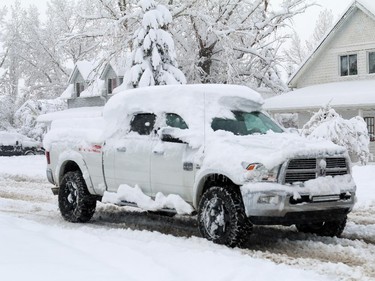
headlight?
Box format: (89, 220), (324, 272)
(242, 162), (279, 182)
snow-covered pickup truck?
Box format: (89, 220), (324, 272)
(44, 84), (356, 247)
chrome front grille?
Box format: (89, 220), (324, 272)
(284, 157), (348, 184)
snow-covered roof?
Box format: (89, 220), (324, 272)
(68, 60), (101, 84)
(264, 80), (375, 112)
(99, 57), (128, 80)
(37, 106), (103, 124)
(288, 0), (375, 87)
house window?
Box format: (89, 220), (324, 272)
(369, 52), (375, 74)
(108, 78), (117, 94)
(340, 54), (357, 76)
(75, 82), (84, 97)
(364, 117), (375, 141)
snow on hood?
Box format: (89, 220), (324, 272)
(200, 131), (347, 183)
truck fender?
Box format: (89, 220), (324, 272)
(54, 150), (96, 195)
(193, 168), (243, 208)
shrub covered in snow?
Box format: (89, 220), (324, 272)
(121, 0), (186, 89)
(14, 98), (67, 141)
(275, 113), (299, 129)
(301, 105), (371, 164)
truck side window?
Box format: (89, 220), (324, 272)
(130, 113), (156, 135)
(165, 113), (188, 129)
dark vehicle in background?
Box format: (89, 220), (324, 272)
(0, 131), (43, 156)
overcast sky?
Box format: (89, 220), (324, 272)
(0, 0), (356, 41)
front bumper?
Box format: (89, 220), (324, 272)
(240, 176), (356, 226)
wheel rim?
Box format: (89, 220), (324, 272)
(66, 181), (78, 209)
(202, 196), (229, 239)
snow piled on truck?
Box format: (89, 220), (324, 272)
(102, 184), (194, 215)
(103, 84), (263, 141)
(43, 117), (105, 150)
(201, 130), (347, 183)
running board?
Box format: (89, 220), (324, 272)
(117, 200), (178, 215)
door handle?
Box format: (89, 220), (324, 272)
(117, 147), (127, 152)
(153, 150), (164, 155)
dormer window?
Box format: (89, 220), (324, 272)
(75, 82), (84, 97)
(340, 54), (357, 76)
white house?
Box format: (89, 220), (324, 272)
(264, 0), (375, 154)
(60, 60), (105, 109)
(62, 58), (128, 109)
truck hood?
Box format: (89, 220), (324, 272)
(200, 131), (348, 182)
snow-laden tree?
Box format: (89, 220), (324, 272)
(301, 105), (371, 165)
(0, 1), (25, 125)
(166, 0), (313, 92)
(14, 98), (67, 141)
(122, 0), (186, 89)
(285, 8), (334, 75)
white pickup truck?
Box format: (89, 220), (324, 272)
(44, 84), (356, 247)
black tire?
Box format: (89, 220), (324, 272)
(296, 216), (347, 237)
(197, 186), (252, 247)
(58, 171), (96, 223)
(24, 150), (35, 155)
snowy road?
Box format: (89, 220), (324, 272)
(0, 156), (374, 281)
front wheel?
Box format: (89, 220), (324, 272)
(24, 150), (35, 155)
(58, 171), (96, 223)
(197, 186), (252, 247)
(296, 216), (347, 237)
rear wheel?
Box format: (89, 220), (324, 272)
(58, 171), (96, 223)
(296, 216), (347, 237)
(198, 186), (252, 247)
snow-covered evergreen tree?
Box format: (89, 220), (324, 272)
(122, 0), (186, 89)
(301, 105), (371, 165)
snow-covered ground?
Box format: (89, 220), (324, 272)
(0, 156), (374, 281)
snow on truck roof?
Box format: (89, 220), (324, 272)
(104, 84), (264, 124)
(43, 84), (264, 150)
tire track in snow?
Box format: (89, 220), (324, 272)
(240, 225), (375, 280)
(1, 175), (375, 280)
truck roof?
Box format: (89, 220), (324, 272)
(103, 84), (264, 129)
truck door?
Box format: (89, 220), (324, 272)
(107, 113), (156, 196)
(150, 113), (195, 202)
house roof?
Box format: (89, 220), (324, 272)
(288, 0), (375, 88)
(68, 60), (101, 84)
(99, 57), (128, 80)
(264, 80), (375, 112)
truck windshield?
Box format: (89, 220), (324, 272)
(211, 111), (283, 135)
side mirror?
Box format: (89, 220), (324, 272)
(159, 127), (185, 143)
